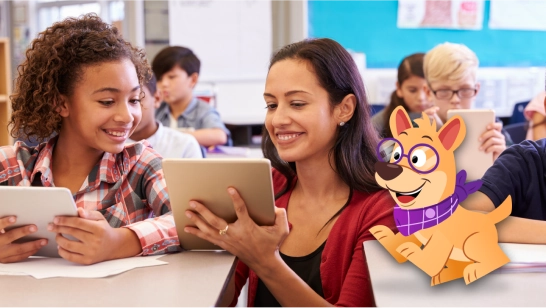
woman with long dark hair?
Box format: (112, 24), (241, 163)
(184, 38), (396, 306)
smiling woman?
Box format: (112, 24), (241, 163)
(0, 13), (181, 265)
(183, 38), (397, 307)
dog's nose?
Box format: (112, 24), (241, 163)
(375, 161), (403, 181)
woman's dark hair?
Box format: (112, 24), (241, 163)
(262, 38), (382, 200)
(152, 46), (200, 81)
(9, 13), (150, 141)
(381, 53), (425, 138)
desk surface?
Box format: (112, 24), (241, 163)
(364, 240), (545, 306)
(0, 251), (237, 307)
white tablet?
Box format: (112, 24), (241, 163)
(163, 158), (276, 250)
(0, 186), (78, 257)
(447, 109), (495, 182)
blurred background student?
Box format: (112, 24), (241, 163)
(372, 53), (436, 138)
(152, 46), (231, 148)
(524, 90), (546, 141)
(128, 73), (202, 159)
(423, 42), (513, 161)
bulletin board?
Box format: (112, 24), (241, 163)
(308, 0), (546, 68)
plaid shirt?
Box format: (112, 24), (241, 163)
(0, 136), (181, 255)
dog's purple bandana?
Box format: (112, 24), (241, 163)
(393, 170), (482, 236)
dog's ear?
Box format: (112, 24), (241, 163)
(438, 115), (467, 151)
(389, 106), (413, 137)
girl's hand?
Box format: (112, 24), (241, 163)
(184, 187), (289, 271)
(423, 106), (443, 129)
(479, 122), (506, 161)
(48, 208), (141, 264)
(0, 216), (47, 263)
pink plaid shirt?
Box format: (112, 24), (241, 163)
(0, 136), (181, 255)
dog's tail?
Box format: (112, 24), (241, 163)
(488, 195), (512, 224)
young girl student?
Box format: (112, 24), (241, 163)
(0, 14), (180, 264)
(372, 53), (436, 138)
(523, 90), (546, 141)
(184, 38), (396, 306)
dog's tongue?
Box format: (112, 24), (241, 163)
(397, 195), (415, 203)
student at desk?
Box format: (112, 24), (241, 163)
(152, 46), (231, 148)
(423, 42), (513, 161)
(184, 38), (396, 306)
(372, 53), (436, 138)
(462, 85), (546, 244)
(523, 91), (546, 141)
(127, 73), (202, 158)
(0, 14), (180, 264)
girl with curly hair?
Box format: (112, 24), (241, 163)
(0, 13), (181, 264)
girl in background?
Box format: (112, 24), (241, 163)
(372, 53), (436, 138)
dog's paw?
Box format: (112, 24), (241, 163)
(431, 274), (442, 286)
(463, 263), (488, 285)
(396, 242), (421, 260)
(370, 225), (395, 241)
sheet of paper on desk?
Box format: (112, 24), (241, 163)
(498, 243), (546, 273)
(0, 255), (167, 279)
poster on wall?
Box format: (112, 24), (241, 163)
(397, 0), (484, 30)
(489, 0), (546, 31)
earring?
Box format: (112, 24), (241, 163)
(339, 121), (345, 127)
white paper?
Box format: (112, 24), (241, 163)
(0, 255), (167, 279)
(500, 243), (546, 263)
(489, 0), (546, 31)
(398, 0), (484, 30)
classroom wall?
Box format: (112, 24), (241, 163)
(308, 0), (546, 116)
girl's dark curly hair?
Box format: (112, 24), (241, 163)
(9, 13), (150, 141)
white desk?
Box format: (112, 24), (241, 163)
(0, 251), (237, 307)
(364, 240), (545, 306)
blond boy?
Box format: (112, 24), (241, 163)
(424, 42), (512, 161)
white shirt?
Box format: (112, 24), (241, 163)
(128, 122), (202, 159)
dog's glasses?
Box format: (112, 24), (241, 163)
(376, 138), (440, 174)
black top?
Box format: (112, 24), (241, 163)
(254, 241), (327, 307)
(479, 139), (546, 220)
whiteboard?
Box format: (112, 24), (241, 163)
(169, 0), (272, 82)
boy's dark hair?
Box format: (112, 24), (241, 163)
(152, 46), (200, 80)
(381, 53), (425, 138)
(262, 38), (382, 199)
(9, 13), (150, 141)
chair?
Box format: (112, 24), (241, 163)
(504, 122), (528, 144)
(509, 101), (530, 125)
(370, 104), (385, 116)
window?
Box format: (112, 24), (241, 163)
(37, 0), (124, 33)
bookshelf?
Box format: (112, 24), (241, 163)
(0, 38), (11, 146)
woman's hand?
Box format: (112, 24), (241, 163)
(48, 208), (141, 264)
(184, 187), (289, 271)
(479, 122), (506, 161)
(0, 216), (47, 263)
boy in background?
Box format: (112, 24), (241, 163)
(129, 73), (202, 158)
(423, 42), (512, 161)
(152, 46), (231, 147)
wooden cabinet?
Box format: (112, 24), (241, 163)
(0, 38), (11, 146)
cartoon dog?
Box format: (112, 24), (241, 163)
(370, 106), (511, 285)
